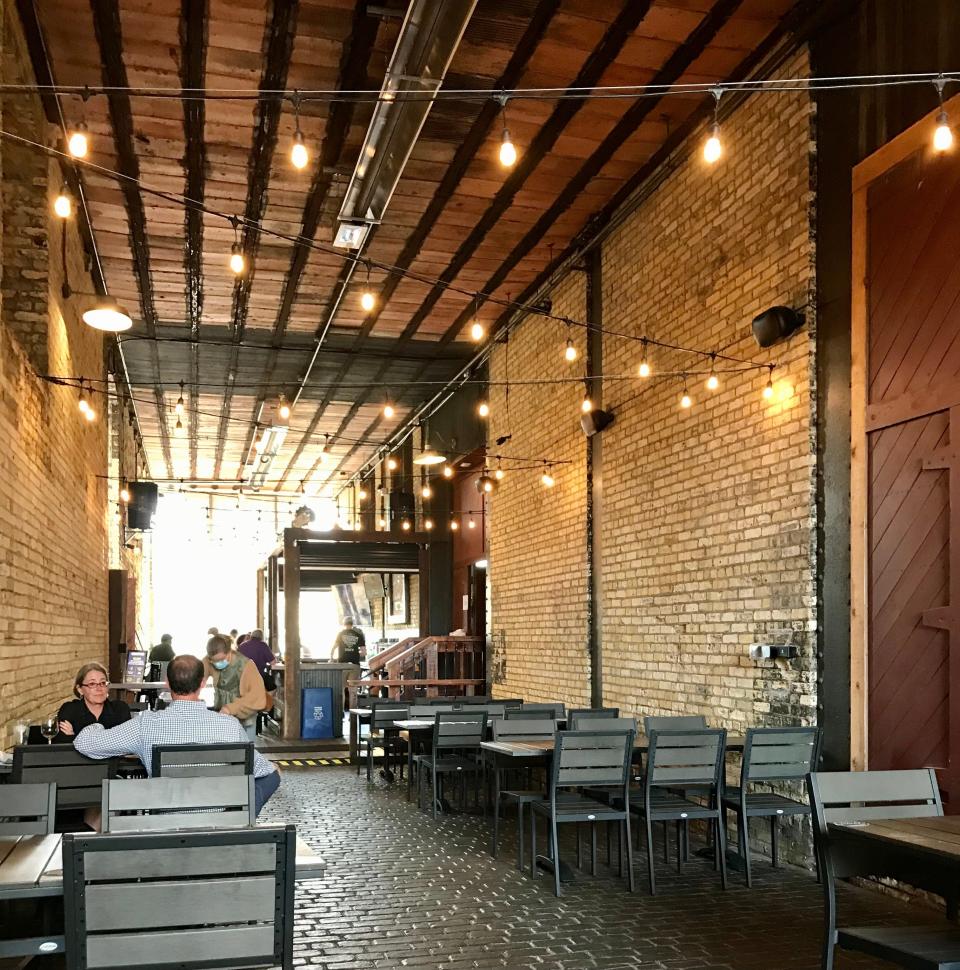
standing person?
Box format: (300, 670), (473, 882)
(239, 629), (277, 723)
(148, 634), (174, 663)
(203, 633), (265, 742)
(74, 655), (280, 816)
(330, 618), (366, 712)
(56, 662), (131, 742)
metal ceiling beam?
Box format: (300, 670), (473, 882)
(211, 0), (300, 480)
(180, 0), (208, 480)
(89, 0), (173, 478)
(273, 0), (562, 490)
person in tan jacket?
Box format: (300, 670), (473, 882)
(203, 634), (266, 741)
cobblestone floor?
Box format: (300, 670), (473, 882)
(263, 766), (940, 970)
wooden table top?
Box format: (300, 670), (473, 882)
(831, 816), (960, 863)
(0, 832), (325, 899)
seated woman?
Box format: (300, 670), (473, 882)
(56, 662), (131, 742)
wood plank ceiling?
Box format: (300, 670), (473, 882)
(31, 0), (796, 493)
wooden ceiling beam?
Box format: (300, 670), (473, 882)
(180, 0), (208, 480)
(90, 0), (173, 478)
(273, 0), (563, 491)
(211, 0), (300, 479)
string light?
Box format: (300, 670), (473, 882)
(174, 415), (186, 436)
(478, 472), (496, 494)
(424, 518), (434, 530)
(450, 518), (459, 531)
(228, 218), (245, 275)
(119, 485), (131, 503)
(498, 96), (517, 167)
(175, 381), (185, 416)
(703, 88), (722, 164)
(53, 187), (72, 218)
(638, 338), (651, 378)
(541, 462), (555, 488)
(290, 97), (309, 169)
(470, 319), (484, 341)
(442, 465), (454, 479)
(358, 487), (368, 501)
(564, 335), (577, 362)
(377, 513), (386, 528)
(401, 519), (411, 531)
(763, 365), (775, 400)
(78, 382), (91, 417)
(478, 400), (490, 418)
(706, 355), (719, 391)
(581, 395), (593, 413)
(422, 482), (432, 499)
(680, 378), (692, 409)
(360, 263), (376, 313)
(933, 77), (953, 152)
(67, 123), (89, 159)
(278, 394), (291, 420)
(468, 515), (476, 529)
(387, 456), (398, 471)
(494, 458), (505, 481)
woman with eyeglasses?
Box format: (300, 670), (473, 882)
(55, 662), (131, 742)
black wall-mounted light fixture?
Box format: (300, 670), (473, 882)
(751, 306), (803, 348)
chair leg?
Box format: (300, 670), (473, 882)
(606, 822), (612, 866)
(683, 820), (690, 862)
(645, 816), (656, 895)
(576, 823), (583, 870)
(591, 823), (597, 876)
(517, 802), (526, 871)
(624, 815), (635, 893)
(407, 747), (414, 802)
(551, 816), (562, 897)
(676, 820), (682, 872)
(741, 811), (752, 888)
(771, 815), (780, 868)
(432, 765), (438, 820)
(490, 784), (500, 858)
(662, 821), (669, 863)
(716, 815), (729, 890)
(530, 811), (538, 879)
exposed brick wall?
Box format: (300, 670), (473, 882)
(0, 8), (112, 746)
(487, 50), (816, 737)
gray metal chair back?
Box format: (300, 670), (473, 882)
(0, 782), (57, 835)
(643, 714), (707, 733)
(517, 702), (565, 718)
(568, 708), (619, 729)
(809, 768), (942, 832)
(12, 745), (117, 809)
(499, 698), (524, 709)
(152, 742), (254, 778)
(62, 824), (295, 970)
(505, 707), (557, 721)
(457, 696), (492, 704)
(646, 729), (726, 791)
(570, 716), (636, 734)
(369, 703), (410, 731)
(469, 704), (505, 719)
(102, 775), (256, 832)
(740, 727), (819, 786)
(409, 704), (445, 717)
(552, 730), (634, 792)
(492, 718), (556, 743)
(432, 711), (487, 754)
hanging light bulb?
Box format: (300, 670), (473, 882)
(401, 519), (411, 531)
(450, 518), (459, 531)
(763, 366), (775, 400)
(53, 187), (72, 219)
(541, 463), (555, 488)
(680, 379), (692, 410)
(564, 337), (577, 362)
(494, 459), (505, 481)
(638, 338), (651, 378)
(358, 487), (368, 501)
(933, 77), (953, 152)
(478, 401), (490, 418)
(120, 485), (131, 504)
(424, 518), (434, 531)
(387, 456), (398, 471)
(498, 96), (517, 167)
(78, 383), (91, 416)
(67, 123), (89, 159)
(84, 405), (96, 423)
(442, 464), (454, 479)
(422, 483), (432, 499)
(174, 415), (186, 436)
(278, 394), (291, 420)
(175, 381), (185, 417)
(703, 88), (723, 164)
(706, 355), (719, 391)
(468, 516), (476, 529)
(470, 319), (484, 342)
(229, 243), (245, 275)
(581, 396), (593, 414)
(290, 129), (309, 169)
(377, 514), (387, 529)
(383, 402), (395, 419)
(359, 263), (376, 313)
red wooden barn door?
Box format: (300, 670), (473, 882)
(865, 147), (960, 804)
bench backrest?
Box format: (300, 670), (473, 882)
(102, 775), (256, 832)
(152, 743), (254, 778)
(809, 768), (942, 831)
(62, 824), (295, 970)
(12, 745), (117, 809)
(0, 782), (56, 835)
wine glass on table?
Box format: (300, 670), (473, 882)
(40, 716), (58, 744)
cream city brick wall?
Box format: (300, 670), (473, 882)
(487, 50), (816, 733)
(487, 272), (591, 707)
(0, 7), (110, 746)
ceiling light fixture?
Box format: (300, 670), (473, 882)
(933, 76), (953, 152)
(228, 218), (245, 275)
(290, 95), (309, 169)
(703, 88), (723, 164)
(67, 123), (89, 159)
(498, 95), (517, 167)
(82, 297), (133, 332)
(360, 262), (376, 313)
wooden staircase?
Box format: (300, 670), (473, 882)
(358, 635), (486, 699)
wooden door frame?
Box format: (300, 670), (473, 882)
(850, 92), (960, 770)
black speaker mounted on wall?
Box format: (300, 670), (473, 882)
(127, 481), (159, 530)
(752, 305), (803, 348)
(580, 408), (614, 437)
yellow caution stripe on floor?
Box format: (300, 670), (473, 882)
(274, 757), (349, 768)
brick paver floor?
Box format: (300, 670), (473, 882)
(262, 766), (943, 970)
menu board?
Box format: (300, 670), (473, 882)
(123, 650), (147, 683)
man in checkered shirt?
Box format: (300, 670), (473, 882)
(75, 655), (281, 815)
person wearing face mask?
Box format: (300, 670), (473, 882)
(202, 634), (265, 741)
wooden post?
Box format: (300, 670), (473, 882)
(255, 567), (265, 631)
(282, 533), (301, 741)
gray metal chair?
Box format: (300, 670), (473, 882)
(530, 729), (636, 896)
(505, 708), (558, 721)
(643, 714), (707, 733)
(361, 702), (409, 781)
(62, 824), (296, 970)
(102, 775), (256, 832)
(489, 718), (556, 868)
(809, 768), (958, 970)
(416, 711), (488, 819)
(12, 745), (118, 812)
(516, 702), (565, 718)
(568, 708), (619, 729)
(0, 782), (56, 835)
(723, 726), (820, 886)
(152, 742), (253, 778)
(633, 729), (728, 895)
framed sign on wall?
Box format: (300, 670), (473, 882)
(388, 573), (409, 623)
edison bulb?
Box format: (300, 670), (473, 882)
(377, 517), (386, 528)
(470, 320), (484, 342)
(499, 130), (517, 167)
(290, 131), (309, 169)
(175, 398), (185, 417)
(383, 403), (395, 419)
(401, 520), (411, 531)
(703, 124), (722, 164)
(638, 359), (651, 378)
(706, 373), (719, 391)
(422, 484), (432, 499)
(358, 488), (368, 501)
(229, 245), (245, 275)
(425, 519), (434, 530)
(478, 401), (489, 418)
(120, 487), (131, 503)
(67, 127), (88, 158)
(468, 519), (476, 529)
(450, 519), (459, 531)
(278, 399), (291, 420)
(387, 457), (398, 471)
(541, 470), (555, 488)
(680, 392), (692, 409)
(78, 398), (90, 415)
(763, 381), (774, 400)
(360, 290), (376, 312)
(494, 468), (504, 481)
(581, 397), (593, 413)
(934, 111), (953, 152)
(442, 465), (453, 479)
(565, 341), (577, 362)
(54, 192), (72, 218)
(84, 407), (96, 422)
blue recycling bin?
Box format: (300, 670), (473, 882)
(301, 687), (334, 739)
